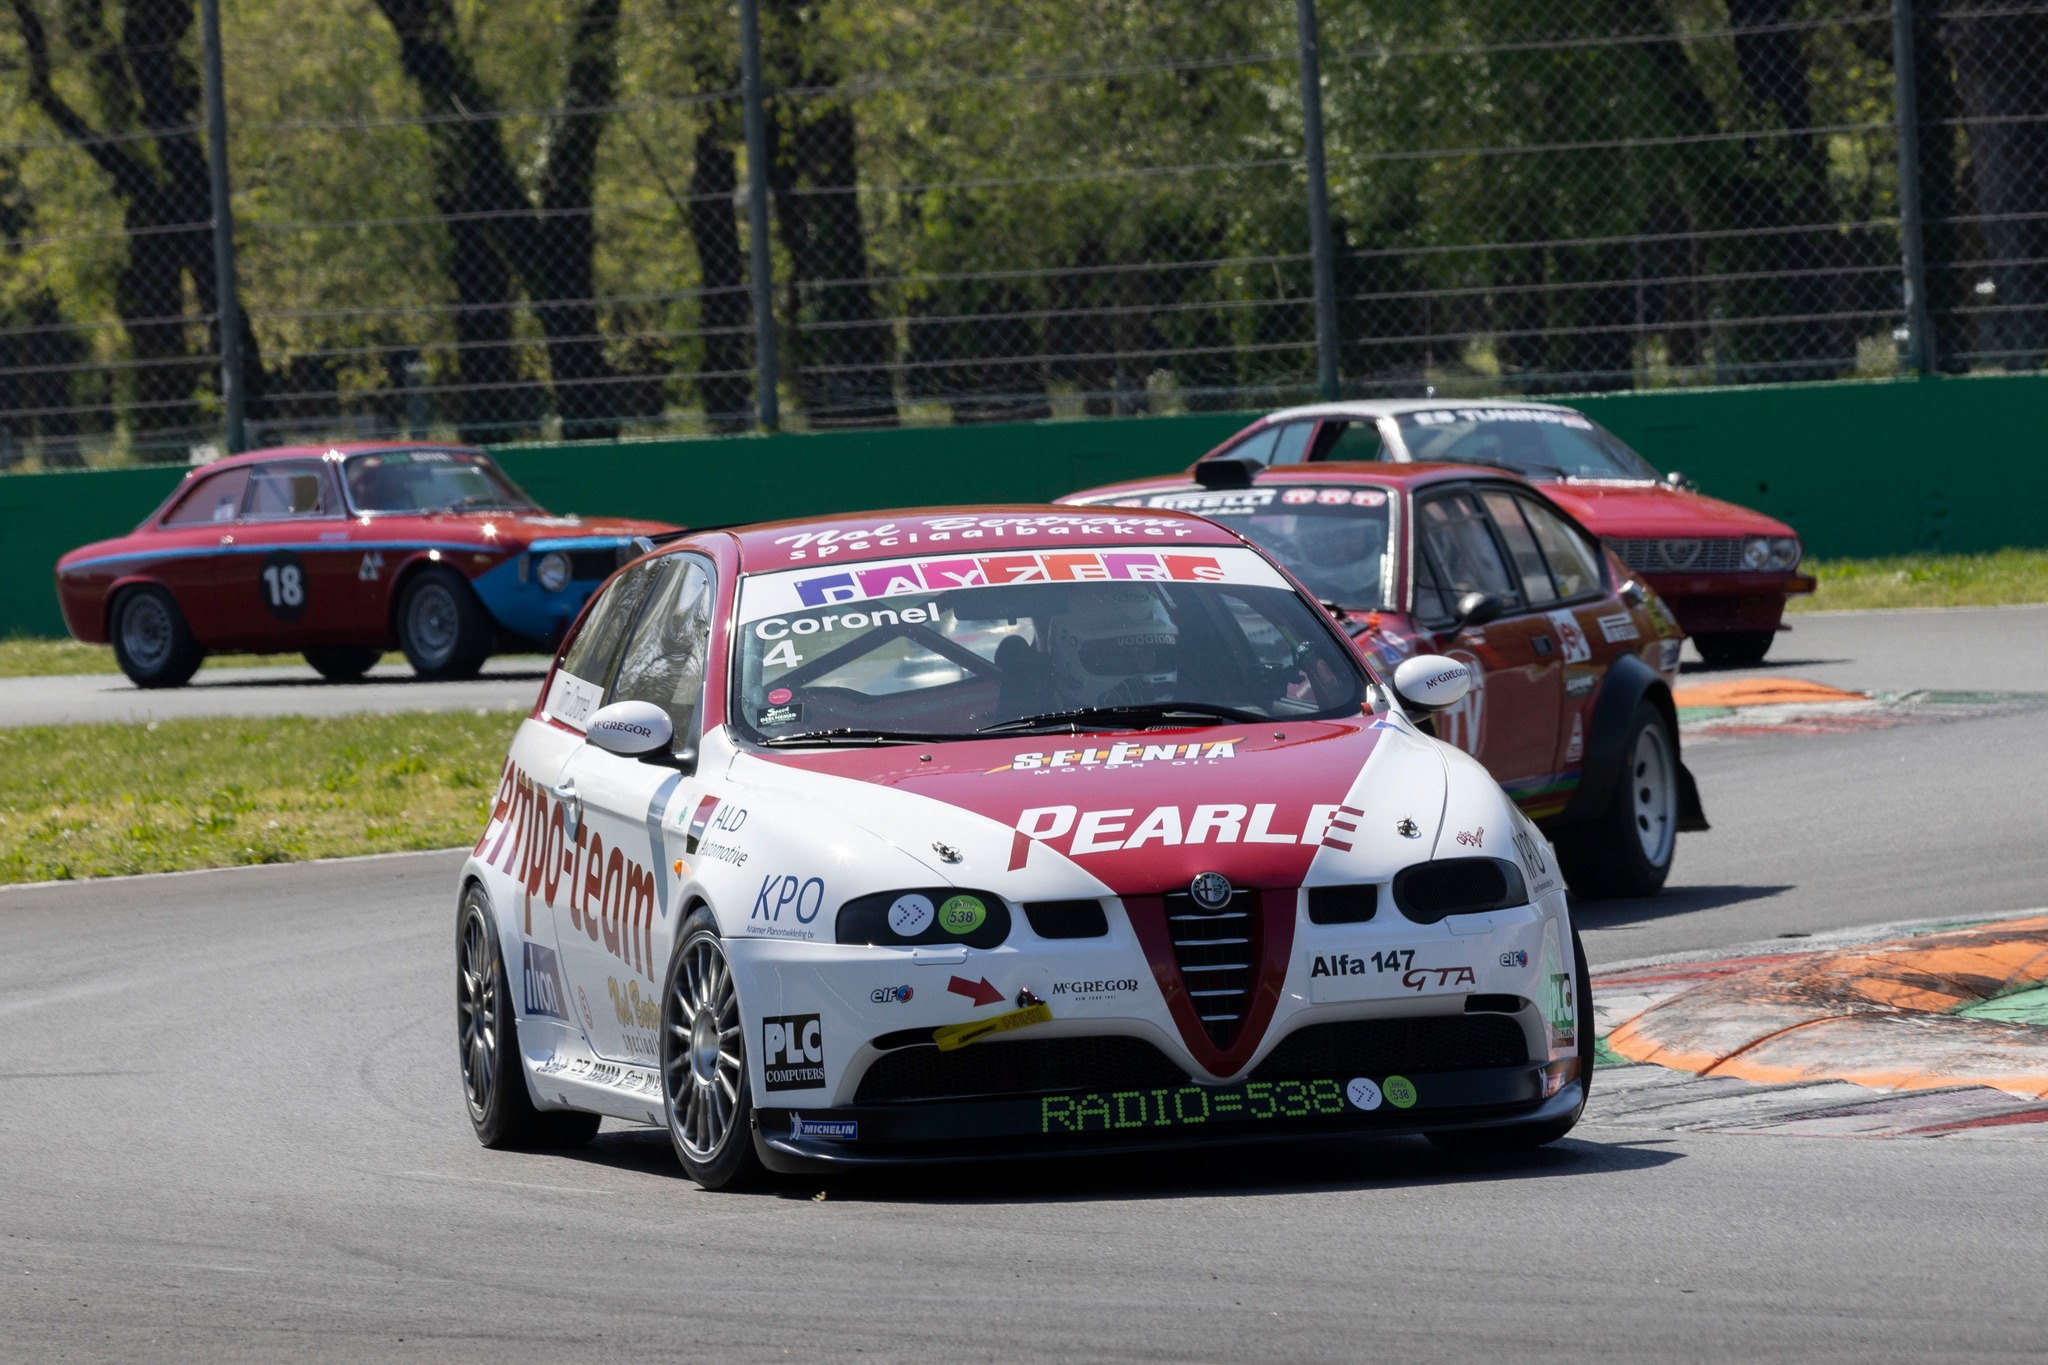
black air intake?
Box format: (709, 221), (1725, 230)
(1392, 858), (1528, 924)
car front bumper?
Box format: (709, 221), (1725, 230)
(1640, 570), (1816, 635)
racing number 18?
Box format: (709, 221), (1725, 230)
(262, 563), (304, 609)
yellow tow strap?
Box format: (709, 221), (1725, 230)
(932, 1002), (1052, 1052)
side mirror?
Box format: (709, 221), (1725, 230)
(1663, 470), (1695, 492)
(1392, 654), (1473, 711)
(1193, 455), (1260, 490)
(1453, 590), (1504, 631)
(585, 700), (674, 757)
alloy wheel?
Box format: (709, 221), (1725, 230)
(458, 907), (499, 1119)
(664, 934), (744, 1162)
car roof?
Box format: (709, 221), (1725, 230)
(185, 441), (485, 475)
(1073, 460), (1539, 502)
(719, 504), (1249, 574)
(1256, 397), (1582, 422)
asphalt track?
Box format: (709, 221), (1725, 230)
(3, 605), (2046, 1361)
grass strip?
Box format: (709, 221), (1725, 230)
(1789, 548), (2048, 612)
(0, 636), (281, 677)
(0, 711), (518, 884)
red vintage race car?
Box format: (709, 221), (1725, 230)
(1181, 400), (1816, 665)
(56, 443), (677, 687)
(1062, 462), (1707, 898)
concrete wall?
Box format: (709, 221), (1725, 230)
(4, 373), (2043, 640)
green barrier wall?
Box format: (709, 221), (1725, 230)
(4, 373), (2043, 640)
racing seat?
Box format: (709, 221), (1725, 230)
(994, 634), (1053, 718)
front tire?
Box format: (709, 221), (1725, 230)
(1428, 928), (1594, 1154)
(398, 568), (491, 680)
(109, 585), (204, 688)
(303, 645), (382, 681)
(458, 884), (600, 1149)
(661, 909), (764, 1191)
(1694, 630), (1774, 666)
(1555, 701), (1678, 900)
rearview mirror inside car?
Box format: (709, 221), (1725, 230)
(585, 700), (674, 757)
(1392, 655), (1473, 711)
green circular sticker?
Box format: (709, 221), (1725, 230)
(1383, 1075), (1417, 1109)
(938, 894), (987, 935)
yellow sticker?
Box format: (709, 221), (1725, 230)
(932, 1002), (1052, 1052)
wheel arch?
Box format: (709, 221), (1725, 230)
(1551, 652), (1707, 832)
(384, 551), (486, 639)
(101, 572), (180, 637)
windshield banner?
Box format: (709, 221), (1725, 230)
(738, 546), (1290, 623)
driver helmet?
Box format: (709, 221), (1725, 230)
(1046, 585), (1179, 707)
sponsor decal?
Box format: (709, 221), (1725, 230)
(757, 702), (803, 727)
(545, 1056), (662, 1095)
(790, 550), (1227, 607)
(1041, 1077), (1351, 1132)
(1434, 649), (1485, 755)
(683, 796), (749, 866)
(577, 985), (595, 1031)
(1541, 921), (1575, 1049)
(770, 512), (1200, 562)
(887, 893), (936, 936)
(608, 976), (659, 1057)
(750, 875), (827, 940)
(482, 760), (663, 979)
(870, 984), (914, 1004)
(1321, 804), (1366, 852)
(947, 975), (1006, 1007)
(1007, 802), (1344, 870)
(1659, 638), (1683, 673)
(357, 550), (385, 582)
(938, 894), (988, 935)
(762, 1014), (826, 1091)
(522, 941), (568, 1021)
(1512, 817), (1559, 897)
(1546, 609), (1592, 664)
(545, 670), (604, 729)
(1312, 950), (1418, 977)
(1597, 610), (1641, 643)
(1564, 672), (1595, 698)
(1383, 1075), (1418, 1108)
(751, 601), (941, 643)
(1409, 406), (1592, 430)
(1050, 977), (1141, 999)
(1564, 714), (1585, 763)
(1346, 1077), (1383, 1111)
(789, 1114), (858, 1141)
(1402, 966), (1478, 992)
(989, 738), (1240, 773)
(1455, 826), (1484, 849)
(1502, 949), (1530, 968)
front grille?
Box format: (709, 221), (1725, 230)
(853, 1035), (1189, 1105)
(1251, 1015), (1528, 1080)
(1163, 888), (1260, 1050)
(1607, 536), (1748, 573)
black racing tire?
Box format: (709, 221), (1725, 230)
(1693, 630), (1774, 667)
(109, 584), (204, 689)
(458, 883), (601, 1150)
(398, 567), (492, 680)
(1427, 928), (1594, 1154)
(302, 645), (383, 681)
(661, 908), (765, 1191)
(1554, 700), (1679, 900)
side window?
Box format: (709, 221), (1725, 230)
(609, 558), (715, 745)
(1519, 498), (1605, 601)
(1268, 421), (1315, 465)
(163, 467), (251, 526)
(1413, 538), (1450, 622)
(1417, 492), (1517, 614)
(1218, 425), (1281, 466)
(559, 560), (662, 691)
(1479, 489), (1557, 606)
(1309, 420), (1386, 462)
(242, 461), (334, 518)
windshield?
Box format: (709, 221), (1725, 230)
(1093, 487), (1394, 610)
(732, 545), (1367, 743)
(1395, 408), (1659, 480)
(342, 449), (537, 514)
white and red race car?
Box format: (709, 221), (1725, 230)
(456, 507), (1592, 1188)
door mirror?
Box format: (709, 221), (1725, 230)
(585, 700), (674, 757)
(1392, 655), (1473, 711)
(1453, 590), (1504, 630)
(1194, 455), (1259, 490)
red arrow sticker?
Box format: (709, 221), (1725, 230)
(947, 975), (1005, 1008)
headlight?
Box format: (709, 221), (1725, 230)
(1768, 537), (1801, 570)
(1741, 537), (1771, 570)
(536, 551), (571, 593)
(1392, 858), (1528, 924)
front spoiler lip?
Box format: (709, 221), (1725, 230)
(753, 1072), (1581, 1173)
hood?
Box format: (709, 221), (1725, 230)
(1538, 483), (1794, 539)
(751, 717), (1440, 898)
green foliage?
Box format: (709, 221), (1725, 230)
(1790, 548), (2048, 612)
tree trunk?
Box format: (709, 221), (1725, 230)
(687, 117), (755, 432)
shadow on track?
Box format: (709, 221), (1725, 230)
(1678, 657), (1847, 675)
(554, 1127), (1684, 1204)
(1573, 884), (1793, 932)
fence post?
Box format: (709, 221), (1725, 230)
(1890, 0), (1934, 376)
(738, 0), (780, 431)
(200, 0), (246, 452)
(1294, 0), (1340, 401)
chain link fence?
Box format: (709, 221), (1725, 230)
(0, 0), (2042, 469)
